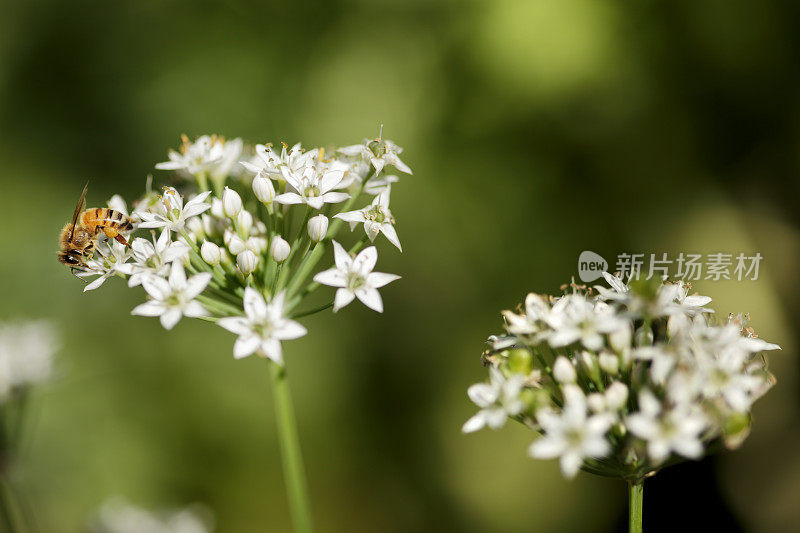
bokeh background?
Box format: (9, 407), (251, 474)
(1, 0), (799, 531)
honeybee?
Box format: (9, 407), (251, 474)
(57, 183), (134, 276)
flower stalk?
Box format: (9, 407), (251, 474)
(628, 481), (643, 533)
(269, 361), (313, 533)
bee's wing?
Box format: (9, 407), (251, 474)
(68, 182), (89, 240)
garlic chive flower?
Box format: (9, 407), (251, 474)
(275, 167), (349, 209)
(91, 497), (213, 533)
(80, 241), (135, 292)
(313, 241), (400, 313)
(462, 367), (526, 433)
(465, 274), (779, 482)
(138, 187), (212, 233)
(240, 142), (307, 179)
(218, 289), (306, 363)
(334, 189), (402, 251)
(0, 320), (57, 401)
(528, 385), (614, 478)
(338, 130), (412, 176)
(75, 130), (407, 365)
(122, 229), (191, 287)
(132, 262), (211, 330)
(156, 133), (242, 182)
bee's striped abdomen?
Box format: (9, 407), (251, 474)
(81, 208), (134, 234)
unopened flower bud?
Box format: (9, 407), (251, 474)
(609, 323), (632, 353)
(580, 351), (601, 383)
(587, 393), (606, 413)
(598, 352), (620, 375)
(210, 198), (224, 218)
(553, 356), (576, 383)
(253, 174), (276, 204)
(222, 186), (242, 218)
(202, 214), (219, 238)
(270, 236), (290, 263)
(246, 236), (268, 254)
(237, 250), (258, 274)
(307, 214), (329, 243)
(227, 233), (247, 255)
(200, 241), (221, 266)
(236, 209), (253, 236)
(185, 216), (205, 240)
(605, 382), (628, 411)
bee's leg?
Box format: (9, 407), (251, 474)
(114, 234), (131, 247)
(103, 227), (131, 247)
(70, 268), (89, 283)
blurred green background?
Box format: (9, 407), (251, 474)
(1, 0), (799, 531)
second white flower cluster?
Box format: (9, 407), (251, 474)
(464, 274), (779, 481)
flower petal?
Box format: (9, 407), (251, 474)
(243, 287), (268, 320)
(355, 287), (383, 313)
(159, 308), (183, 330)
(131, 300), (166, 317)
(331, 240), (352, 271)
(274, 319), (307, 341)
(353, 246), (378, 273)
(380, 224), (402, 251)
(233, 335), (261, 359)
(185, 272), (212, 299)
(368, 272), (400, 289)
(218, 317), (251, 336)
(333, 289), (355, 312)
(313, 268), (347, 288)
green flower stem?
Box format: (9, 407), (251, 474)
(628, 481), (643, 533)
(268, 360), (313, 533)
(290, 301), (334, 319)
(196, 294), (242, 316)
(196, 171), (210, 193)
(285, 242), (323, 300)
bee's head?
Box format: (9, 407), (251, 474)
(57, 250), (83, 267)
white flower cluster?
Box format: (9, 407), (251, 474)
(89, 498), (212, 533)
(0, 320), (57, 401)
(464, 273), (779, 480)
(76, 131), (408, 365)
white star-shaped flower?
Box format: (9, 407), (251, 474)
(274, 167), (349, 210)
(138, 187), (212, 233)
(338, 135), (412, 176)
(313, 241), (400, 313)
(118, 229), (190, 287)
(329, 158), (399, 195)
(240, 142), (311, 181)
(462, 367), (526, 433)
(156, 134), (242, 179)
(334, 190), (402, 251)
(217, 288), (307, 363)
(625, 389), (708, 464)
(80, 241), (134, 292)
(528, 385), (614, 478)
(545, 295), (627, 351)
(131, 261), (211, 330)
